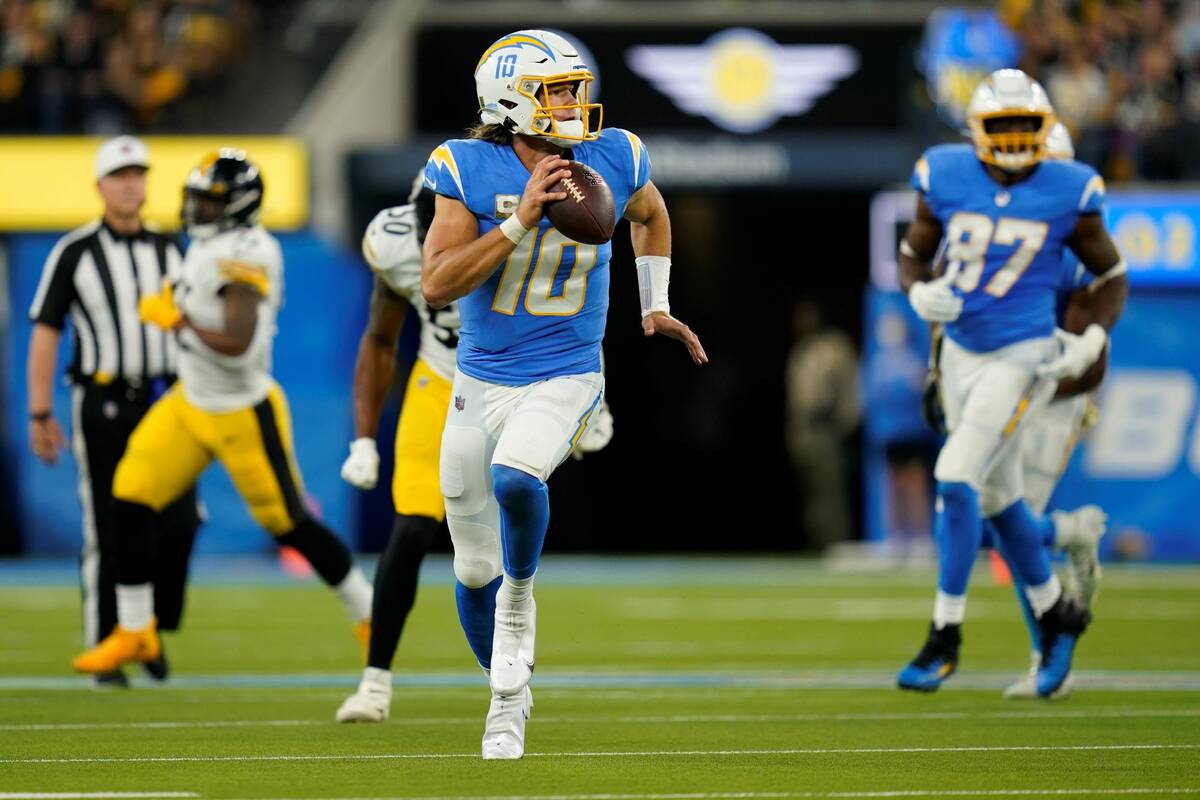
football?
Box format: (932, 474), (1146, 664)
(544, 161), (617, 245)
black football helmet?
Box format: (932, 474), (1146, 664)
(182, 148), (264, 238)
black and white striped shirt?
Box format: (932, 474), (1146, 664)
(29, 220), (183, 385)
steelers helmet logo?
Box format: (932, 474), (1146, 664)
(627, 28), (859, 134)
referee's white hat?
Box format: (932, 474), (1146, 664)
(95, 136), (150, 179)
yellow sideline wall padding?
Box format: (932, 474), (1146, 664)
(0, 137), (308, 231)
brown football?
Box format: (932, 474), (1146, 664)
(544, 161), (616, 245)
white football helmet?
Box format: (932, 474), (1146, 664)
(474, 30), (602, 147)
(966, 69), (1057, 171)
(1044, 121), (1075, 160)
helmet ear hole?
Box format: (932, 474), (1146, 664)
(498, 99), (518, 110)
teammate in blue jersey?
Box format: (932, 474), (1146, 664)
(420, 29), (707, 759)
(897, 70), (1128, 697)
(923, 123), (1111, 699)
(992, 123), (1111, 699)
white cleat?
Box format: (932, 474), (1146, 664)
(1003, 652), (1040, 699)
(490, 596), (536, 697)
(1003, 652), (1074, 700)
(482, 685), (532, 760)
(335, 667), (392, 722)
(1053, 505), (1107, 608)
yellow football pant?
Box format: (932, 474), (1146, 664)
(392, 358), (451, 521)
(113, 383), (307, 535)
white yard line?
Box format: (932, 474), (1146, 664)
(4, 671), (1200, 692)
(2, 743), (1198, 765)
(0, 720), (325, 732)
(0, 794), (199, 799)
(3, 707), (1198, 732)
(186, 790), (1200, 800)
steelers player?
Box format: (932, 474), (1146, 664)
(72, 150), (373, 675)
(335, 177), (612, 722)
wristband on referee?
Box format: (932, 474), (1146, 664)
(29, 410), (52, 422)
(635, 255), (671, 318)
(499, 214), (530, 245)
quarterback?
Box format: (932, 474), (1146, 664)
(336, 179), (613, 722)
(421, 30), (706, 758)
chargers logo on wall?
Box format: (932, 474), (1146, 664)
(626, 28), (858, 134)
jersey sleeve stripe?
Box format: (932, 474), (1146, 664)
(619, 129), (643, 187)
(217, 259), (270, 295)
(915, 157), (931, 193)
(361, 234), (381, 271)
(432, 144), (466, 199)
(1079, 175), (1105, 211)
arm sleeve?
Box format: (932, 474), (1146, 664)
(911, 155), (931, 194)
(1078, 171), (1106, 215)
(616, 128), (652, 196)
(423, 142), (467, 203)
(28, 238), (79, 329)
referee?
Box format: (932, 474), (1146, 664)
(26, 136), (201, 687)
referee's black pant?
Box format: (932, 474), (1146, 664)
(70, 379), (201, 646)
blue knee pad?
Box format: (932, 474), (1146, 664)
(936, 481), (982, 596)
(491, 465), (550, 581)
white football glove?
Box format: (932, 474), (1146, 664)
(572, 402), (613, 460)
(1036, 324), (1108, 381)
(908, 277), (963, 323)
(340, 437), (380, 489)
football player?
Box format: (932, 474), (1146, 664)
(922, 123), (1109, 699)
(421, 30), (706, 758)
(992, 123), (1108, 698)
(896, 71), (1127, 697)
(335, 177), (612, 722)
(72, 150), (374, 676)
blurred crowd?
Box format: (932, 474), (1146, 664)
(1005, 0), (1200, 179)
(0, 0), (255, 133)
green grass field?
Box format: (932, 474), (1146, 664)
(1, 557), (1198, 799)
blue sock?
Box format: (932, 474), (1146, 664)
(455, 576), (501, 669)
(1041, 515), (1057, 548)
(989, 500), (1054, 587)
(935, 481), (983, 596)
(492, 465), (550, 580)
(991, 537), (1041, 653)
(980, 519), (997, 550)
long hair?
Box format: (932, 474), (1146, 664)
(467, 122), (513, 144)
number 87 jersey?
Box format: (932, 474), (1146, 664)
(913, 143), (1106, 353)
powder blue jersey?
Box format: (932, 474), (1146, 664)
(912, 144), (1106, 352)
(423, 128), (652, 385)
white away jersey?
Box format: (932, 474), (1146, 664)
(175, 225), (283, 411)
(361, 204), (459, 381)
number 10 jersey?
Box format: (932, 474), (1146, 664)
(423, 128), (651, 386)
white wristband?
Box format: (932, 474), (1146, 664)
(1081, 323), (1108, 355)
(636, 255), (671, 318)
(499, 214), (530, 244)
